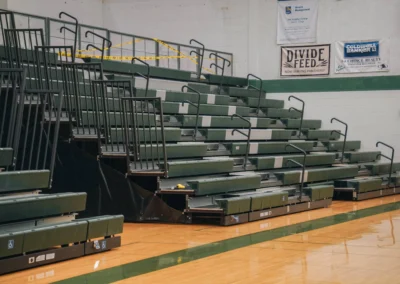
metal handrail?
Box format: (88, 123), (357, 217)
(181, 85), (201, 141)
(85, 30), (112, 61)
(231, 114), (252, 170)
(288, 96), (305, 138)
(376, 141), (395, 185)
(0, 8), (234, 74)
(330, 118), (348, 163)
(132, 57), (150, 97)
(285, 144), (307, 201)
(247, 73), (264, 116)
(59, 11), (78, 62)
(210, 53), (231, 95)
(189, 39), (205, 81)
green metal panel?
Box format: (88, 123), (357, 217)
(243, 97), (284, 108)
(0, 46), (58, 64)
(162, 159), (234, 177)
(140, 143), (208, 159)
(0, 231), (24, 258)
(0, 193), (87, 223)
(323, 141), (361, 151)
(250, 192), (288, 211)
(107, 215), (124, 236)
(304, 130), (341, 140)
(216, 197), (251, 215)
(335, 178), (383, 193)
(85, 58), (192, 81)
(344, 151), (380, 163)
(23, 221), (88, 253)
(230, 141), (314, 155)
(0, 170), (50, 193)
(0, 148), (13, 167)
(282, 119), (322, 130)
(275, 166), (359, 185)
(204, 74), (248, 86)
(180, 116), (274, 128)
(364, 162), (400, 175)
(142, 90), (231, 105)
(187, 83), (216, 93)
(251, 153), (335, 170)
(304, 185), (334, 200)
(262, 108), (302, 119)
(226, 87), (266, 98)
(110, 128), (181, 142)
(161, 102), (249, 116)
(188, 175), (261, 196)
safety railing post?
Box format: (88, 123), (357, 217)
(376, 141), (395, 185)
(231, 114), (252, 170)
(285, 144), (307, 201)
(330, 117), (348, 163)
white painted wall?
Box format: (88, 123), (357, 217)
(270, 90), (400, 160)
(102, 0), (400, 79)
(7, 0), (103, 27)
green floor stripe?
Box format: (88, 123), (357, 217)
(54, 201), (400, 284)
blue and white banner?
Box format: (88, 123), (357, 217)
(335, 39), (390, 73)
(277, 0), (318, 44)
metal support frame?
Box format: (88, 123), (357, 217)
(59, 11), (78, 62)
(19, 90), (63, 188)
(285, 144), (307, 201)
(0, 68), (26, 170)
(330, 117), (348, 163)
(0, 12), (16, 67)
(91, 80), (134, 155)
(181, 85), (201, 141)
(62, 62), (104, 138)
(85, 31), (112, 62)
(246, 73), (263, 116)
(121, 97), (168, 177)
(231, 114), (252, 170)
(288, 96), (305, 138)
(189, 39), (205, 81)
(209, 53), (231, 95)
(376, 141), (395, 185)
(132, 56), (150, 97)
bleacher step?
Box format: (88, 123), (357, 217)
(188, 175), (261, 195)
(160, 159), (234, 177)
(250, 153), (335, 170)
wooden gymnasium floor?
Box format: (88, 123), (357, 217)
(2, 195), (400, 284)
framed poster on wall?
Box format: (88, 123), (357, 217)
(280, 44), (330, 77)
(335, 39), (390, 73)
(277, 0), (319, 44)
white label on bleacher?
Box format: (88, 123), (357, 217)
(299, 170), (309, 183)
(156, 90), (166, 101)
(202, 116), (212, 127)
(249, 143), (259, 154)
(250, 118), (257, 128)
(179, 103), (189, 114)
(274, 156), (283, 168)
(46, 253), (55, 260)
(264, 130), (272, 140)
(228, 106), (236, 116)
(207, 94), (216, 104)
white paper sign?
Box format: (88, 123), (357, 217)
(281, 44), (330, 76)
(335, 39), (390, 73)
(277, 0), (318, 44)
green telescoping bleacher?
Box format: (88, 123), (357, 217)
(74, 50), (399, 225)
(1, 7), (398, 242)
(0, 14), (123, 275)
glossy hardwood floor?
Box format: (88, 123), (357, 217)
(1, 195), (400, 284)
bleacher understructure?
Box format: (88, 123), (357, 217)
(0, 10), (399, 274)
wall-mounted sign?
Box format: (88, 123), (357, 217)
(277, 0), (318, 44)
(335, 39), (390, 73)
(280, 44), (330, 76)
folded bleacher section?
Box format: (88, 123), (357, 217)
(0, 12), (123, 275)
(1, 8), (398, 241)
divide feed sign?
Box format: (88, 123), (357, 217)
(280, 44), (330, 76)
(277, 0), (318, 44)
(335, 39), (390, 73)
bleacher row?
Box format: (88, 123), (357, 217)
(1, 8), (399, 273)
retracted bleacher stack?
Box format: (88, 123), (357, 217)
(0, 11), (123, 275)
